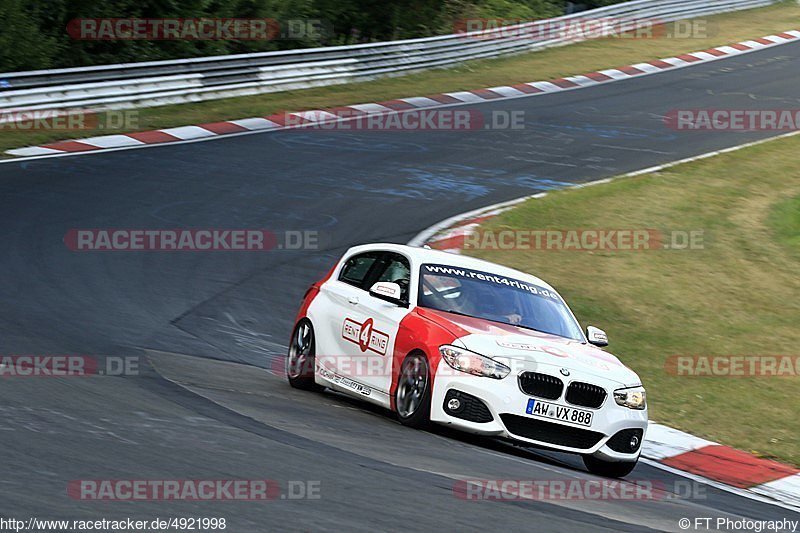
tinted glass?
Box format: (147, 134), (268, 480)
(339, 252), (381, 287)
(418, 263), (583, 341)
(374, 254), (411, 301)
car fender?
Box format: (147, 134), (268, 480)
(293, 263), (337, 328)
(389, 308), (469, 410)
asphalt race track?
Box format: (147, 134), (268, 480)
(2, 40), (799, 531)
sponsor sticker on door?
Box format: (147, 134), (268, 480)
(342, 317), (389, 355)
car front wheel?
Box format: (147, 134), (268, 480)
(395, 352), (431, 428)
(286, 319), (321, 391)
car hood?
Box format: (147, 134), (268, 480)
(418, 308), (641, 387)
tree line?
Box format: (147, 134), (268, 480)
(0, 0), (625, 72)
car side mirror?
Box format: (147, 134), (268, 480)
(586, 326), (608, 347)
(369, 282), (406, 307)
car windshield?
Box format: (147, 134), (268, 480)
(418, 263), (584, 341)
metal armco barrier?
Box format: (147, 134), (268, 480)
(0, 0), (778, 113)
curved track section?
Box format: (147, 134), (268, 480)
(2, 41), (800, 530)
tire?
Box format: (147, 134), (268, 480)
(583, 455), (638, 478)
(395, 352), (432, 429)
(286, 319), (321, 391)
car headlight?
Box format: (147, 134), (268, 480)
(613, 386), (647, 410)
(439, 345), (510, 379)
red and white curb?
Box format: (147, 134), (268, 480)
(6, 29), (800, 158)
(418, 207), (800, 510)
(415, 201), (800, 508)
(414, 124), (800, 254)
(409, 146), (800, 512)
(644, 423), (799, 510)
(410, 200), (527, 252)
(415, 212), (800, 512)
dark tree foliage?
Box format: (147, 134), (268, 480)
(0, 0), (628, 72)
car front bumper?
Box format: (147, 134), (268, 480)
(430, 359), (648, 461)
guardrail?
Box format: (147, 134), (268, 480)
(0, 0), (778, 113)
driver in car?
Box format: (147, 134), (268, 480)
(448, 282), (524, 326)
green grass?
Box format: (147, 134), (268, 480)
(2, 1), (800, 155)
(467, 134), (800, 466)
(769, 194), (800, 256)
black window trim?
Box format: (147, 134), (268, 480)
(365, 251), (411, 304)
(338, 251), (383, 290)
(338, 250), (412, 304)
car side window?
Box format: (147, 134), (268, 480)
(372, 253), (411, 302)
(339, 252), (381, 288)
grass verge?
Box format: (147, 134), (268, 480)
(2, 1), (799, 155)
(466, 133), (800, 466)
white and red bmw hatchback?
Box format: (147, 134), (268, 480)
(287, 243), (647, 477)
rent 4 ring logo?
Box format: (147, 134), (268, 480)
(342, 318), (389, 355)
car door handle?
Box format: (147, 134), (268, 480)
(348, 296), (359, 305)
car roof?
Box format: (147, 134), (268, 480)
(343, 243), (558, 292)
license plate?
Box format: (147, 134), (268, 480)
(526, 398), (593, 427)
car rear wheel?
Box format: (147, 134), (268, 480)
(583, 455), (638, 478)
(287, 319), (321, 391)
(395, 352), (431, 428)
